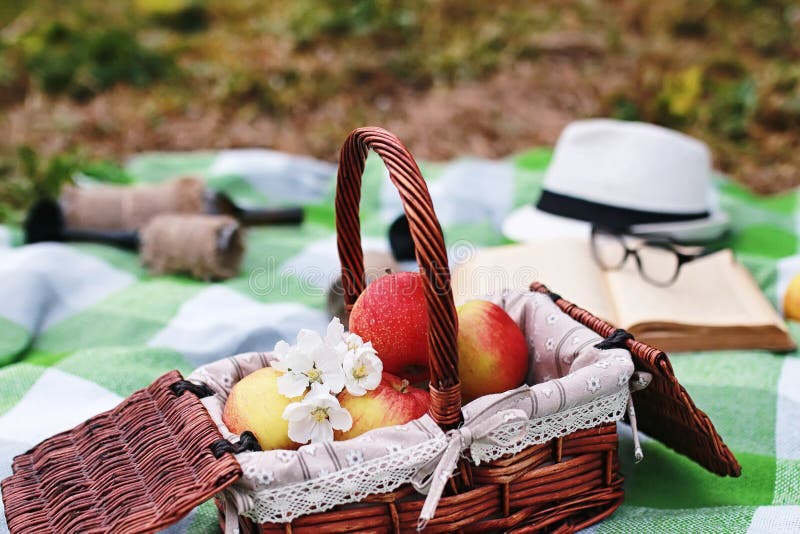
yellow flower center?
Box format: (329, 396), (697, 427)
(310, 407), (328, 422)
(352, 364), (368, 379)
(347, 339), (360, 351)
(306, 368), (322, 382)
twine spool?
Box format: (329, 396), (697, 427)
(139, 214), (244, 280)
(61, 177), (206, 231)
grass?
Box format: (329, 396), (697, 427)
(0, 0), (798, 220)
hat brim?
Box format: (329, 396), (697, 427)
(502, 204), (729, 243)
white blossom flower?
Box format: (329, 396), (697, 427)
(283, 383), (353, 444)
(272, 329), (345, 397)
(545, 338), (555, 351)
(341, 334), (382, 396)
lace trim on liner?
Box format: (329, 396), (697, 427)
(238, 436), (447, 524)
(235, 387), (630, 524)
(471, 386), (630, 464)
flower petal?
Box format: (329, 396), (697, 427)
(328, 407), (353, 431)
(282, 401), (313, 421)
(297, 329), (323, 353)
(277, 373), (309, 399)
(344, 378), (366, 396)
(361, 371), (381, 391)
(306, 381), (333, 401)
(309, 421), (334, 443)
(287, 417), (315, 444)
(325, 317), (345, 345)
(273, 340), (291, 359)
(322, 369), (345, 394)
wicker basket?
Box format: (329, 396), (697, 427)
(1, 127), (741, 534)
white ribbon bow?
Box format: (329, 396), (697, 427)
(411, 407), (530, 530)
(628, 370), (651, 463)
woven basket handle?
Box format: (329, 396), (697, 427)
(335, 127), (461, 428)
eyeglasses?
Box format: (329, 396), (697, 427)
(590, 226), (716, 286)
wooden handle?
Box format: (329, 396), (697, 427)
(335, 127), (461, 428)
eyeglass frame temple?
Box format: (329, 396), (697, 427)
(590, 225), (717, 286)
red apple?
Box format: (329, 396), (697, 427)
(336, 372), (429, 440)
(456, 300), (528, 402)
(349, 272), (430, 382)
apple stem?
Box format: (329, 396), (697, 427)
(400, 379), (409, 393)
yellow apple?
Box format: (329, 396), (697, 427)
(784, 273), (800, 320)
(336, 373), (429, 440)
(222, 367), (301, 450)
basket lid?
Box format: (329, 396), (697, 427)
(1, 370), (242, 534)
(531, 282), (741, 477)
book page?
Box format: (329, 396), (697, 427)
(451, 240), (617, 322)
(607, 249), (785, 329)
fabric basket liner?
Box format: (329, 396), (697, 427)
(531, 282), (740, 477)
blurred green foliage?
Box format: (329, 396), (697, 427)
(0, 0), (798, 215)
(0, 148), (79, 223)
(18, 21), (174, 100)
(0, 148), (132, 223)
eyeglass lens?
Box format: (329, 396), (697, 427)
(636, 245), (680, 285)
(591, 228), (681, 286)
(591, 230), (627, 269)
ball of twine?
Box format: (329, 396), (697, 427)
(139, 214), (245, 280)
(61, 177), (206, 231)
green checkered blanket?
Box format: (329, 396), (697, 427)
(0, 147), (798, 533)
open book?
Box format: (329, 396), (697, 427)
(452, 241), (795, 353)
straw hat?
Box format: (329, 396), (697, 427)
(502, 119), (729, 242)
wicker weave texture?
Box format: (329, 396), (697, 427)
(226, 425), (623, 533)
(217, 127), (629, 533)
(335, 127), (461, 428)
(1, 371), (242, 534)
(530, 282), (741, 477)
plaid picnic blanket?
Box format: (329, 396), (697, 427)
(0, 147), (798, 533)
